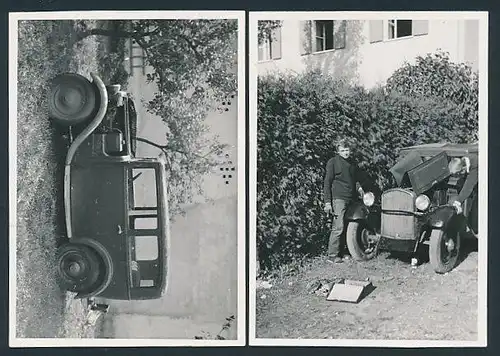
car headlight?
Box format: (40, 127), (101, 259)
(363, 192), (375, 207)
(415, 194), (430, 211)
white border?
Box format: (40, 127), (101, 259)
(9, 11), (246, 348)
(249, 11), (488, 347)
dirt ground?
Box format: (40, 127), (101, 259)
(255, 238), (479, 340)
(15, 19), (105, 339)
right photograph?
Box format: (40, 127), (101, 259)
(249, 11), (488, 347)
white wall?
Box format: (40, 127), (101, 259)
(99, 40), (239, 339)
(257, 19), (478, 89)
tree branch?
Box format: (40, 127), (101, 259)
(178, 34), (204, 61)
(134, 137), (220, 162)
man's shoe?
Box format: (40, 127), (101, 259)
(327, 256), (343, 263)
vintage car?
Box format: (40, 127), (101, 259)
(48, 72), (170, 307)
(345, 142), (478, 274)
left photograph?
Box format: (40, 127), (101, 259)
(9, 11), (246, 347)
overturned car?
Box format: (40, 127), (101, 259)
(345, 143), (478, 274)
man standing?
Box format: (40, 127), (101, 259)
(323, 139), (367, 263)
(448, 153), (479, 218)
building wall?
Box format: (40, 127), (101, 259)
(258, 19), (479, 88)
(98, 39), (238, 339)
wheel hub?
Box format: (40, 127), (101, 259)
(361, 230), (376, 250)
(445, 238), (455, 252)
(55, 86), (84, 113)
(68, 261), (82, 276)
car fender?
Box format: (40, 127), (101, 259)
(426, 206), (463, 231)
(345, 201), (381, 231)
(345, 201), (369, 220)
(70, 237), (114, 299)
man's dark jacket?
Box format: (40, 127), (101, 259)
(457, 153), (479, 203)
(323, 155), (368, 203)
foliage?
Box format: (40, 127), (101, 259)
(194, 315), (235, 340)
(95, 21), (131, 89)
(257, 53), (479, 271)
(386, 50), (478, 142)
(258, 20), (283, 44)
(77, 19), (237, 215)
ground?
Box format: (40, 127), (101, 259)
(15, 19), (115, 339)
(255, 239), (478, 340)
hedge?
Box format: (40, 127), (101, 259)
(257, 51), (478, 272)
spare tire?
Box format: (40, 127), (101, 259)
(48, 73), (98, 126)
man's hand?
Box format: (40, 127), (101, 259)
(451, 200), (463, 215)
(324, 202), (333, 214)
(358, 187), (365, 199)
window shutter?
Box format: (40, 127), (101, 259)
(258, 45), (263, 61)
(334, 20), (347, 49)
(369, 20), (384, 43)
(271, 28), (282, 59)
(299, 20), (312, 55)
(413, 20), (429, 36)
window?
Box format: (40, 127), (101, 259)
(131, 215), (158, 230)
(388, 20), (413, 39)
(129, 168), (157, 209)
(258, 27), (282, 61)
(300, 20), (346, 55)
(140, 280), (154, 287)
(315, 20), (334, 52)
(369, 20), (429, 43)
(134, 235), (159, 261)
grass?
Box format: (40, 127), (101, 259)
(16, 19), (104, 338)
(255, 241), (479, 340)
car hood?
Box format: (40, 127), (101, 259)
(389, 150), (423, 186)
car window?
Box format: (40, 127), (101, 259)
(131, 216), (158, 230)
(140, 280), (154, 287)
(130, 168), (158, 209)
(134, 235), (159, 261)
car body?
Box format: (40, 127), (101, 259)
(48, 72), (170, 302)
(345, 142), (478, 273)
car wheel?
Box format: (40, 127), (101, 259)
(346, 222), (378, 261)
(429, 229), (461, 274)
(48, 73), (97, 126)
(56, 243), (102, 294)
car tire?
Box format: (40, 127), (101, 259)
(346, 222), (378, 261)
(56, 242), (102, 294)
(429, 229), (461, 274)
(48, 73), (97, 126)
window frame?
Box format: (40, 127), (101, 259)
(310, 20), (346, 54)
(386, 19), (414, 41)
(312, 20), (335, 53)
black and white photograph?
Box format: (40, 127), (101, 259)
(9, 11), (245, 346)
(250, 11), (488, 346)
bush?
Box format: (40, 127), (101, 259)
(386, 50), (478, 142)
(257, 53), (478, 272)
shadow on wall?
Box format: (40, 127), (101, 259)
(100, 195), (238, 339)
(301, 20), (366, 85)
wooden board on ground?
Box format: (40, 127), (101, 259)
(326, 280), (374, 303)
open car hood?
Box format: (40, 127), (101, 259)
(390, 151), (452, 195)
(389, 150), (423, 186)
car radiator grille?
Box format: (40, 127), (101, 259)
(381, 189), (416, 240)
